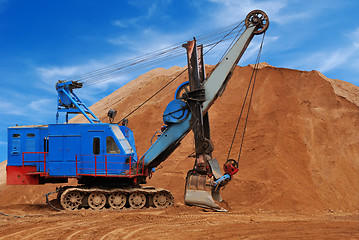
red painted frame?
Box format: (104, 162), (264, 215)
(22, 151), (48, 175)
(75, 155), (146, 178)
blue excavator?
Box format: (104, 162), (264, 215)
(6, 10), (269, 211)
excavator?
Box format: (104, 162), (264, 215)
(6, 10), (269, 211)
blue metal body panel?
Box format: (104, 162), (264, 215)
(174, 81), (189, 99)
(8, 126), (48, 170)
(7, 123), (138, 178)
(140, 114), (192, 167)
(56, 81), (100, 124)
(163, 99), (189, 124)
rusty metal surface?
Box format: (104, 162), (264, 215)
(208, 158), (222, 179)
(245, 9), (269, 35)
(184, 172), (221, 209)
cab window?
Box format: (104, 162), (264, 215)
(93, 137), (100, 155)
(11, 133), (21, 154)
(106, 136), (121, 154)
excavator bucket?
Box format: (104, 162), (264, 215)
(184, 171), (226, 211)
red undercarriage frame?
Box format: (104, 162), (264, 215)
(6, 165), (41, 185)
(7, 152), (148, 185)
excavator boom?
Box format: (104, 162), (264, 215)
(141, 10), (269, 210)
(141, 10), (269, 169)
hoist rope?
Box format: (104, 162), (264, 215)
(226, 32), (266, 162)
(218, 24), (245, 63)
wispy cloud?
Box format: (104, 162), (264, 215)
(29, 98), (53, 113)
(37, 66), (79, 80)
(349, 27), (359, 48)
(318, 50), (354, 73)
(35, 60), (113, 90)
(0, 98), (28, 116)
(0, 0), (8, 14)
(287, 26), (359, 77)
(34, 56), (135, 105)
(111, 2), (158, 29)
(112, 20), (127, 28)
(208, 0), (288, 25)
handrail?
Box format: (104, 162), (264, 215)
(75, 154), (145, 178)
(22, 152), (48, 174)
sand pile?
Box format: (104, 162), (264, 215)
(1, 64), (358, 213)
(0, 161), (6, 188)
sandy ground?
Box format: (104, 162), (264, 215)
(1, 64), (358, 239)
(0, 204), (358, 240)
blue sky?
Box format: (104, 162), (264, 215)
(1, 0), (358, 161)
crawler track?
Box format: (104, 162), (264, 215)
(56, 186), (174, 211)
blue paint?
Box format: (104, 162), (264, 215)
(212, 174), (231, 187)
(7, 80), (193, 183)
(7, 123), (138, 177)
(141, 114), (191, 167)
(162, 99), (189, 124)
(56, 81), (100, 124)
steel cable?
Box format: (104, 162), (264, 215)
(117, 68), (188, 123)
(116, 22), (246, 122)
(226, 32), (266, 161)
(65, 21), (245, 86)
(84, 26), (246, 87)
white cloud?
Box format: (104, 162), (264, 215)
(318, 50), (354, 73)
(37, 66), (79, 80)
(112, 2), (158, 29)
(35, 60), (110, 91)
(34, 55), (136, 106)
(112, 20), (127, 28)
(208, 0), (288, 26)
(107, 37), (126, 46)
(284, 44), (359, 86)
(0, 99), (28, 116)
(350, 27), (359, 48)
(0, 0), (8, 14)
(287, 25), (359, 76)
(29, 98), (53, 113)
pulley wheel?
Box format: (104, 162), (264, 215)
(128, 192), (147, 209)
(245, 10), (269, 35)
(225, 159), (238, 169)
(108, 192), (127, 210)
(175, 82), (190, 99)
(88, 192), (106, 210)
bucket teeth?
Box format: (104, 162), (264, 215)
(212, 187), (223, 203)
(184, 171), (226, 211)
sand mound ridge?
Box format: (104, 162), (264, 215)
(1, 63), (358, 213)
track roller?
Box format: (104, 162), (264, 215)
(128, 192), (147, 209)
(108, 192), (127, 210)
(153, 191), (174, 208)
(60, 189), (83, 210)
(54, 186), (174, 211)
(88, 192), (106, 210)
